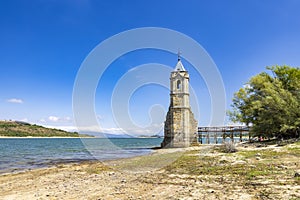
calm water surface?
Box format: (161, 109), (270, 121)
(0, 138), (163, 174)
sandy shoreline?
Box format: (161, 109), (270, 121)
(0, 143), (299, 200)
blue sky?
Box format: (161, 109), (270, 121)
(1, 0), (300, 135)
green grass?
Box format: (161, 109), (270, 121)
(112, 151), (182, 171)
(245, 164), (278, 180)
(85, 164), (111, 174)
(151, 143), (300, 198)
(163, 144), (300, 183)
(295, 177), (300, 184)
(237, 149), (289, 160)
(286, 146), (300, 152)
(164, 153), (279, 181)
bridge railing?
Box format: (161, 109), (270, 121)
(197, 126), (250, 144)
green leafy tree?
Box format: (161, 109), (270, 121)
(229, 66), (300, 139)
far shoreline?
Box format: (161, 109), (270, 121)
(0, 136), (163, 139)
(0, 136), (95, 138)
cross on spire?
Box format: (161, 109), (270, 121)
(174, 50), (186, 71)
(177, 50), (181, 61)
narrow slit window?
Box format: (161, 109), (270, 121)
(177, 80), (181, 90)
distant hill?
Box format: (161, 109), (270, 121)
(0, 121), (91, 137)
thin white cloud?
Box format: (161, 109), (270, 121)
(7, 98), (23, 104)
(44, 125), (78, 132)
(48, 116), (60, 122)
(47, 116), (73, 123)
(102, 127), (125, 134)
(76, 126), (123, 133)
(44, 124), (163, 137)
(43, 125), (108, 133)
(20, 118), (28, 122)
(43, 125), (126, 136)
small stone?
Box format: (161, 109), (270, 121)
(255, 153), (261, 157)
(108, 172), (115, 176)
(256, 157), (260, 160)
(278, 165), (288, 169)
(294, 172), (300, 177)
(233, 160), (247, 165)
(121, 179), (126, 183)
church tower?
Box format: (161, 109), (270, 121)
(161, 55), (198, 148)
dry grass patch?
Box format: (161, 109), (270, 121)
(162, 142), (300, 199)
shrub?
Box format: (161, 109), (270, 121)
(221, 141), (238, 153)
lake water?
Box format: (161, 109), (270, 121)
(0, 138), (163, 174)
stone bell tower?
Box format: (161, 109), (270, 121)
(161, 55), (198, 148)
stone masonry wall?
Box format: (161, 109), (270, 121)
(161, 106), (198, 148)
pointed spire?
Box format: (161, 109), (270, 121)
(174, 50), (186, 71)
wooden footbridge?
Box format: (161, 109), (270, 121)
(197, 126), (250, 144)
